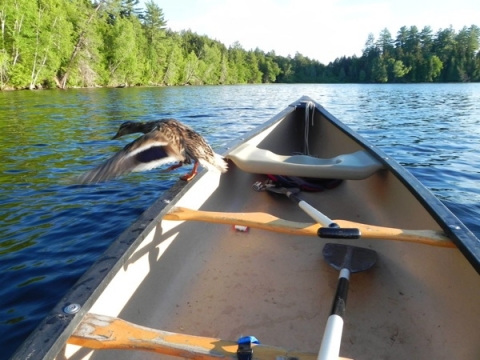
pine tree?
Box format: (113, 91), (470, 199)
(142, 0), (167, 84)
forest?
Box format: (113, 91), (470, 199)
(1, 0), (480, 90)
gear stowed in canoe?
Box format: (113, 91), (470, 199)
(77, 118), (227, 184)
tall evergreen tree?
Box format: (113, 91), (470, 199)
(377, 28), (394, 57)
(163, 41), (183, 85)
(58, 0), (104, 88)
(120, 0), (142, 18)
(435, 27), (458, 81)
(2, 0), (38, 87)
(182, 50), (199, 84)
(392, 60), (410, 81)
(142, 0), (167, 84)
(198, 43), (221, 84)
(227, 41), (247, 84)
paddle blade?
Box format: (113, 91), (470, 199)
(323, 243), (377, 273)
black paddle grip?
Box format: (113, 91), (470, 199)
(318, 227), (361, 239)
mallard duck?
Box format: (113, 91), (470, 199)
(77, 119), (227, 184)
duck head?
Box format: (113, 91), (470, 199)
(112, 121), (139, 139)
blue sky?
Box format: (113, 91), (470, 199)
(139, 0), (480, 64)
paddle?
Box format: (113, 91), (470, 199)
(318, 244), (377, 360)
(68, 313), (352, 360)
(163, 207), (455, 248)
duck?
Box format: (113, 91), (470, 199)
(77, 118), (227, 184)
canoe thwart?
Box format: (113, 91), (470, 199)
(227, 143), (384, 180)
(163, 207), (456, 248)
(68, 313), (352, 360)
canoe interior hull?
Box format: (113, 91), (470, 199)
(45, 100), (480, 360)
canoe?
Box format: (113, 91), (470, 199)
(12, 96), (480, 360)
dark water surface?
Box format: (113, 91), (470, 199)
(1, 84), (480, 358)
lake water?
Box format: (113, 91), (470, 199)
(1, 83), (480, 358)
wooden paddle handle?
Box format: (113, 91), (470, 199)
(68, 313), (352, 360)
(163, 207), (455, 248)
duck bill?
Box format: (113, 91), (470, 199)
(112, 133), (120, 140)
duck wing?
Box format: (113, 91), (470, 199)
(77, 132), (184, 184)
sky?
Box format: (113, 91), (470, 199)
(139, 0), (480, 64)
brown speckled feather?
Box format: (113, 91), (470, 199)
(77, 119), (227, 184)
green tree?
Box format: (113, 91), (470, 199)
(142, 0), (167, 84)
(182, 50), (199, 84)
(0, 1), (12, 88)
(2, 0), (38, 88)
(56, 0), (104, 88)
(474, 51), (480, 81)
(258, 52), (280, 83)
(392, 59), (410, 81)
(245, 51), (262, 83)
(227, 41), (247, 83)
(434, 27), (457, 81)
(466, 25), (480, 79)
(358, 69), (366, 82)
(420, 26), (434, 54)
(219, 52), (228, 84)
(372, 57), (388, 82)
(377, 28), (394, 58)
(31, 0), (75, 88)
(395, 26), (409, 55)
(120, 0), (142, 18)
(413, 26), (433, 81)
(274, 55), (295, 83)
(454, 25), (480, 81)
(163, 41), (183, 85)
(198, 43), (221, 84)
(103, 15), (143, 85)
(362, 33), (380, 81)
(429, 55), (443, 80)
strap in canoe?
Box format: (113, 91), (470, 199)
(227, 143), (384, 180)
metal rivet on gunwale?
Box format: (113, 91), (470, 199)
(63, 303), (81, 314)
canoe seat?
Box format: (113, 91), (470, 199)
(227, 143), (384, 180)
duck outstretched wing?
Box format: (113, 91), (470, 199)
(77, 133), (182, 184)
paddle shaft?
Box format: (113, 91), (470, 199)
(318, 243), (376, 360)
(68, 313), (352, 360)
(287, 191), (333, 226)
(286, 192), (361, 239)
(318, 268), (350, 360)
(163, 207), (455, 248)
